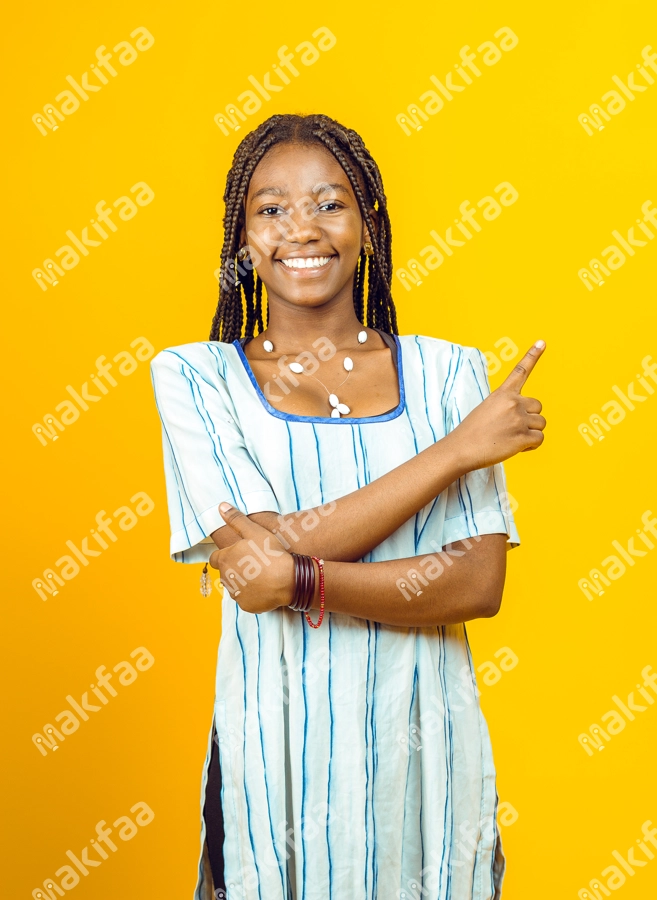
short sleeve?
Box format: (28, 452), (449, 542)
(151, 348), (280, 563)
(442, 347), (520, 549)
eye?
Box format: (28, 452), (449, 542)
(318, 201), (342, 212)
(259, 205), (287, 216)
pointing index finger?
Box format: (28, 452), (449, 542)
(500, 340), (546, 392)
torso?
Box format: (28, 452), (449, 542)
(152, 334), (516, 899)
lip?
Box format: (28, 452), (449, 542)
(275, 255), (336, 275)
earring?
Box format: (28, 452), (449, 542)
(237, 246), (249, 261)
(200, 563), (212, 597)
(363, 241), (374, 256)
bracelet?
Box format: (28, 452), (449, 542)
(298, 554), (314, 612)
(289, 553), (315, 612)
(288, 554), (325, 627)
(305, 557), (325, 629)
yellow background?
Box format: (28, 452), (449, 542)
(5, 1), (657, 897)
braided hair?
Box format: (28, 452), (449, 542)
(209, 114), (398, 343)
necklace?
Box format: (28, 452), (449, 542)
(263, 329), (368, 418)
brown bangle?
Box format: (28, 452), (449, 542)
(300, 555), (315, 612)
(289, 553), (315, 612)
(289, 554), (302, 610)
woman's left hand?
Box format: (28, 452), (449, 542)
(209, 503), (294, 613)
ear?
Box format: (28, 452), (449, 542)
(238, 224), (247, 247)
(363, 208), (379, 244)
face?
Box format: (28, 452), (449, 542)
(240, 142), (374, 310)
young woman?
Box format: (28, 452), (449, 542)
(151, 113), (546, 900)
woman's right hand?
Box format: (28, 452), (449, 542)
(448, 341), (547, 472)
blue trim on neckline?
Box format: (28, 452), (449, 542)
(233, 335), (407, 425)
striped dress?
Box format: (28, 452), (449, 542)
(150, 333), (520, 900)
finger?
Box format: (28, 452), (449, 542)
(522, 396), (542, 414)
(521, 430), (545, 451)
(500, 341), (546, 393)
(218, 501), (272, 542)
(526, 414), (546, 432)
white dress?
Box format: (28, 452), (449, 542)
(150, 333), (520, 900)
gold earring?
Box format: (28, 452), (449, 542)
(237, 246), (249, 261)
(363, 241), (374, 256)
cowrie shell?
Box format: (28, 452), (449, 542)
(263, 340), (273, 352)
(337, 403), (350, 415)
(331, 409), (341, 418)
(329, 394), (339, 408)
(343, 357), (353, 371)
(288, 362), (304, 374)
(357, 331), (367, 344)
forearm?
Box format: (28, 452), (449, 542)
(213, 430), (471, 562)
(306, 534), (507, 628)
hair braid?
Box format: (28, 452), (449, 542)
(210, 114), (398, 342)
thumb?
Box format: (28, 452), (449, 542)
(219, 501), (269, 542)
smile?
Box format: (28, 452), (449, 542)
(278, 256), (333, 269)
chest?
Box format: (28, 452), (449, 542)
(245, 346), (400, 420)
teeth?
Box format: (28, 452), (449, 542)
(280, 256), (332, 269)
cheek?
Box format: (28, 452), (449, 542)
(330, 215), (364, 252)
(245, 221), (283, 262)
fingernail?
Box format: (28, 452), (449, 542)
(534, 339), (545, 349)
(219, 502), (233, 513)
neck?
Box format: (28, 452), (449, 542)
(263, 287), (365, 353)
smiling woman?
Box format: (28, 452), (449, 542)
(150, 113), (547, 900)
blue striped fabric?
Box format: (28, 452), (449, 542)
(151, 335), (519, 900)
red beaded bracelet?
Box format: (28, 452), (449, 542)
(305, 557), (325, 629)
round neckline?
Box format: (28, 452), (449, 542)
(232, 334), (407, 425)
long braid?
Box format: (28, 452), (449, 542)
(210, 114), (397, 342)
(254, 275), (264, 334)
(353, 251), (366, 323)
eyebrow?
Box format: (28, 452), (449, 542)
(250, 182), (351, 201)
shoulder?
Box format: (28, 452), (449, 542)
(398, 333), (485, 367)
(151, 341), (239, 379)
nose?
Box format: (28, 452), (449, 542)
(275, 206), (323, 246)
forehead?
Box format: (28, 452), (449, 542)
(246, 142), (355, 201)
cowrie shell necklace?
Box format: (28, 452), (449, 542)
(263, 330), (368, 418)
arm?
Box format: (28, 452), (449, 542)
(310, 534), (508, 627)
(210, 506), (507, 627)
(211, 341), (546, 563)
(211, 430), (467, 560)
